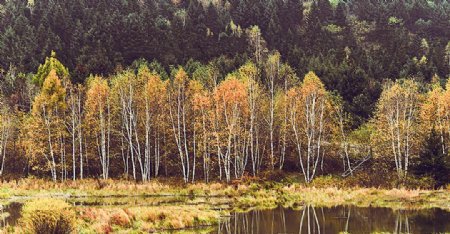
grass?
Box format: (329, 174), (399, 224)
(277, 186), (450, 211)
(16, 199), (77, 233)
(0, 178), (240, 198)
(0, 176), (449, 232)
(77, 205), (227, 233)
(0, 177), (449, 211)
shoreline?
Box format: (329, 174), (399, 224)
(0, 179), (449, 233)
(0, 178), (448, 211)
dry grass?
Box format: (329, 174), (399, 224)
(0, 178), (257, 199)
(0, 177), (449, 217)
(275, 185), (450, 211)
(79, 205), (225, 233)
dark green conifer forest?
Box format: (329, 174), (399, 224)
(1, 0), (448, 122)
(0, 0), (449, 186)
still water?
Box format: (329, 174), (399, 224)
(216, 205), (450, 234)
(1, 197), (450, 233)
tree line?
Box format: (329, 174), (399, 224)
(0, 51), (448, 187)
(1, 0), (449, 126)
(0, 0), (449, 186)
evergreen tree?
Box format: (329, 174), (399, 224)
(413, 128), (450, 188)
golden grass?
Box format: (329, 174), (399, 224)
(274, 185), (450, 211)
(0, 178), (245, 198)
(17, 199), (77, 234)
(1, 178), (449, 211)
(78, 205), (225, 233)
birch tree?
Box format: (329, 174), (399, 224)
(264, 52), (281, 170)
(66, 84), (84, 180)
(373, 79), (421, 180)
(140, 66), (168, 180)
(111, 71), (146, 180)
(332, 94), (353, 175)
(247, 26), (266, 64)
(287, 72), (332, 183)
(213, 75), (249, 182)
(239, 62), (261, 176)
(167, 68), (194, 183)
(276, 64), (298, 170)
(0, 107), (12, 176)
(28, 69), (67, 182)
(85, 76), (111, 180)
(190, 80), (212, 182)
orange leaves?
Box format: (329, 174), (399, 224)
(145, 74), (166, 100)
(214, 75), (248, 115)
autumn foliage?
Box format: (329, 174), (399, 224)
(0, 53), (446, 186)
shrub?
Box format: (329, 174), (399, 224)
(109, 209), (131, 227)
(20, 199), (76, 234)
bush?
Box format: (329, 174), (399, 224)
(20, 199), (76, 234)
(109, 209), (131, 227)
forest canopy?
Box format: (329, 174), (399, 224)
(0, 0), (449, 186)
(0, 0), (449, 123)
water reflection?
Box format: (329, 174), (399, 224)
(0, 195), (230, 229)
(0, 197), (449, 233)
(217, 205), (450, 234)
(299, 205), (321, 234)
(394, 210), (410, 234)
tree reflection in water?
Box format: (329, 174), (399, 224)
(299, 204), (321, 234)
(216, 205), (449, 234)
(394, 210), (410, 234)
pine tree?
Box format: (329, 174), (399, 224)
(413, 128), (450, 188)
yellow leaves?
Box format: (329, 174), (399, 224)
(237, 62), (257, 84)
(288, 71), (329, 110)
(86, 76), (109, 109)
(301, 71), (326, 98)
(267, 51), (281, 67)
(420, 81), (443, 127)
(190, 80), (210, 111)
(174, 67), (189, 87)
(372, 79), (422, 163)
(32, 69), (66, 117)
(144, 73), (167, 106)
(85, 76), (110, 126)
(376, 80), (420, 116)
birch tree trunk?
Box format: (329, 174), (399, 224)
(0, 112), (11, 176)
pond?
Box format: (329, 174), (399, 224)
(1, 196), (450, 233)
(216, 205), (450, 234)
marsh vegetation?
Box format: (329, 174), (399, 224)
(0, 178), (448, 233)
(0, 0), (449, 232)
